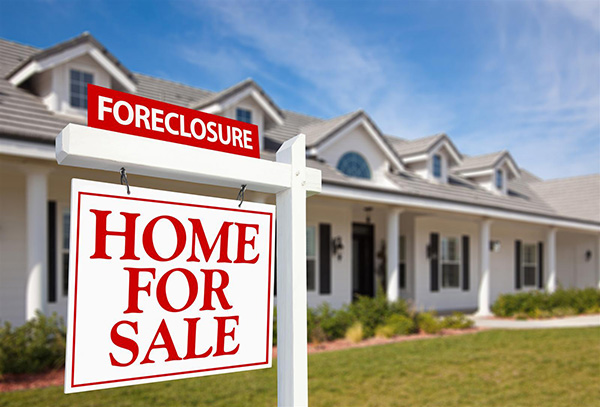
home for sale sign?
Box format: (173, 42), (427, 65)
(64, 179), (275, 393)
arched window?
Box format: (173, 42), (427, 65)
(337, 152), (371, 179)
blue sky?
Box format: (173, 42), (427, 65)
(1, 0), (598, 179)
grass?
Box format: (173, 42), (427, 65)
(1, 328), (599, 407)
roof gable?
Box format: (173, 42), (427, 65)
(305, 110), (405, 172)
(191, 78), (284, 125)
(6, 32), (136, 92)
(388, 133), (462, 165)
(454, 150), (520, 178)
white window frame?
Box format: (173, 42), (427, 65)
(306, 225), (318, 292)
(496, 168), (504, 190)
(440, 235), (461, 289)
(69, 68), (94, 109)
(522, 243), (537, 288)
(432, 154), (442, 179)
(236, 107), (253, 124)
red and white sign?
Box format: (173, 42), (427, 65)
(87, 85), (260, 159)
(64, 179), (275, 393)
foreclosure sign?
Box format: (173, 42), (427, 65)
(64, 179), (275, 393)
(87, 85), (260, 159)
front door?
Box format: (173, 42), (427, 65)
(352, 223), (375, 298)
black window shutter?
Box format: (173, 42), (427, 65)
(47, 201), (57, 303)
(430, 233), (439, 292)
(538, 242), (544, 290)
(462, 235), (470, 291)
(515, 240), (522, 290)
(399, 263), (406, 289)
(319, 224), (331, 294)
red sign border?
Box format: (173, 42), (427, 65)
(70, 191), (274, 389)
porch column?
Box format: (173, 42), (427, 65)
(477, 219), (493, 316)
(546, 227), (557, 293)
(26, 167), (48, 320)
(386, 208), (403, 302)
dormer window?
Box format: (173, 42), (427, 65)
(337, 152), (371, 179)
(496, 169), (503, 190)
(69, 69), (93, 109)
(236, 108), (252, 124)
(432, 154), (442, 178)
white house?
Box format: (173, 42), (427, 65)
(0, 33), (598, 326)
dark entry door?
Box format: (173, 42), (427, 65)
(352, 223), (375, 298)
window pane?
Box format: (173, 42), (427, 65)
(71, 83), (80, 94)
(307, 260), (316, 291)
(337, 152), (371, 179)
(441, 237), (458, 261)
(524, 266), (536, 286)
(306, 226), (316, 257)
(83, 73), (93, 83)
(524, 244), (536, 264)
(70, 70), (80, 81)
(442, 264), (459, 288)
(496, 169), (503, 189)
(71, 96), (81, 108)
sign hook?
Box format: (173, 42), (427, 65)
(120, 167), (131, 195)
(237, 184), (247, 207)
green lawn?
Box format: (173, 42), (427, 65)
(1, 328), (599, 407)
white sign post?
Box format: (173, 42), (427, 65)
(57, 123), (320, 405)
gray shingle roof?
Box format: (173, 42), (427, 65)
(386, 133), (445, 157)
(5, 32), (136, 83)
(190, 78), (284, 119)
(299, 110), (362, 146)
(528, 175), (600, 223)
(134, 73), (214, 107)
(453, 151), (507, 173)
(0, 37), (598, 226)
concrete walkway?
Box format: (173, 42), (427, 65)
(471, 314), (600, 329)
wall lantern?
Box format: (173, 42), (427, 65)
(489, 240), (501, 252)
(585, 250), (592, 262)
(332, 236), (344, 260)
(364, 206), (373, 224)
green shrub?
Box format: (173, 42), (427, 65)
(442, 312), (474, 329)
(347, 294), (390, 338)
(375, 324), (395, 338)
(384, 314), (416, 336)
(417, 311), (442, 334)
(0, 312), (66, 375)
(491, 288), (600, 317)
(345, 322), (364, 343)
(551, 307), (577, 318)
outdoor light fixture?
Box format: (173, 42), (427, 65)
(364, 206), (373, 224)
(585, 250), (592, 262)
(489, 240), (501, 252)
(332, 236), (344, 260)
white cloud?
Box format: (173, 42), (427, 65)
(177, 0), (598, 178)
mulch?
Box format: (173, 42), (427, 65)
(0, 328), (481, 393)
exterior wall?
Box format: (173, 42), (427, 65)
(414, 216), (480, 311)
(0, 164), (27, 324)
(557, 231), (599, 289)
(489, 221), (545, 303)
(319, 125), (395, 188)
(306, 202), (352, 309)
(223, 96), (265, 150)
